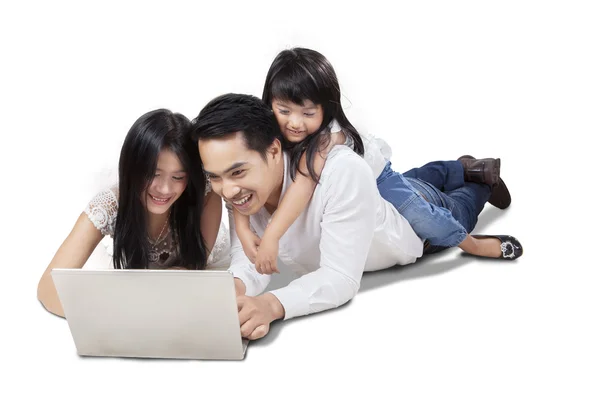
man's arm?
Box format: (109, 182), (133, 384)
(269, 152), (378, 320)
(227, 204), (271, 296)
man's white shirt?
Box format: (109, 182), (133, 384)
(228, 146), (424, 320)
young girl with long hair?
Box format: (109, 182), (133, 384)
(233, 48), (522, 274)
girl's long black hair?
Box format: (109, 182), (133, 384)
(262, 47), (365, 182)
(113, 109), (208, 270)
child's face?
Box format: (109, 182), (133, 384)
(272, 99), (324, 143)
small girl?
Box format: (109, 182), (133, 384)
(234, 48), (522, 274)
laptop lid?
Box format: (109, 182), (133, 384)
(51, 268), (248, 360)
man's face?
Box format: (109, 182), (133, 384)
(199, 132), (282, 216)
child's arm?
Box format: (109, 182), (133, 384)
(233, 206), (261, 263)
(267, 132), (346, 239)
(255, 132), (347, 275)
(255, 148), (329, 274)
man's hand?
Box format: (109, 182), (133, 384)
(234, 278), (246, 297)
(238, 293), (285, 340)
(255, 237), (280, 275)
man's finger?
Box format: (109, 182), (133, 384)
(247, 324), (269, 340)
(238, 304), (252, 326)
(240, 319), (258, 338)
(237, 296), (247, 311)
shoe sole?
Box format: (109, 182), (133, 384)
(488, 177), (512, 209)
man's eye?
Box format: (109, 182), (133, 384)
(232, 170), (245, 177)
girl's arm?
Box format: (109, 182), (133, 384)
(255, 151), (323, 274)
(256, 132), (347, 274)
(37, 213), (104, 318)
(261, 132), (345, 245)
(264, 153), (320, 242)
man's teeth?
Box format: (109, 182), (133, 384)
(233, 194), (251, 205)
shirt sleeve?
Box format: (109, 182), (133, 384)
(269, 153), (377, 320)
(83, 186), (118, 237)
(226, 204), (271, 296)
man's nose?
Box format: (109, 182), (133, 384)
(222, 180), (241, 200)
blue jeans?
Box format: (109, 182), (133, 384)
(377, 160), (491, 254)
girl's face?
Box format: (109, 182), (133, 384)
(144, 149), (188, 216)
(272, 99), (324, 143)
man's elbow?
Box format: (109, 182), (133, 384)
(332, 277), (360, 308)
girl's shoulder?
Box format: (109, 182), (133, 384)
(83, 185), (119, 237)
(326, 119), (394, 178)
(326, 119), (353, 149)
(329, 119), (342, 134)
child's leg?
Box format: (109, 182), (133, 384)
(405, 178), (493, 255)
(402, 160), (465, 191)
(406, 178), (491, 233)
(458, 234), (503, 258)
(432, 181), (502, 257)
(378, 162), (501, 257)
(402, 156), (501, 192)
(377, 162), (468, 248)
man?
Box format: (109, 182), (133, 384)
(190, 94), (519, 340)
(190, 93), (424, 340)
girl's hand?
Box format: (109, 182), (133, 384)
(255, 237), (280, 275)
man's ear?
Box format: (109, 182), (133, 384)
(267, 138), (282, 163)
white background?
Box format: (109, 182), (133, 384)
(1, 1), (599, 399)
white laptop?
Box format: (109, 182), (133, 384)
(51, 268), (248, 360)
